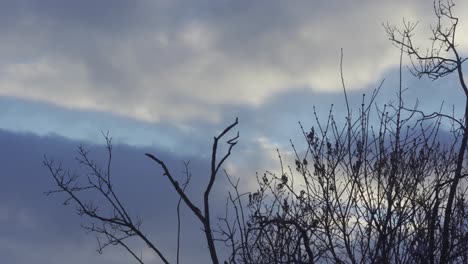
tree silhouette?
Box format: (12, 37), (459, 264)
(385, 1), (468, 262)
(45, 120), (239, 264)
(219, 46), (467, 263)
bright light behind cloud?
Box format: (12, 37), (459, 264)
(0, 0), (467, 124)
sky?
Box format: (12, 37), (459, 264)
(1, 1), (468, 263)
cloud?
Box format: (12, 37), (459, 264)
(0, 127), (272, 263)
(1, 0), (466, 124)
(0, 129), (202, 263)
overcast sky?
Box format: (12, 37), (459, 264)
(1, 1), (468, 263)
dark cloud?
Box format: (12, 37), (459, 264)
(2, 0), (461, 124)
(0, 129), (244, 263)
(0, 0), (139, 31)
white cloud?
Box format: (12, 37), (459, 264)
(0, 0), (467, 124)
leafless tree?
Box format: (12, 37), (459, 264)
(385, 0), (468, 262)
(44, 119), (239, 264)
(221, 76), (467, 264)
(219, 5), (468, 259)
